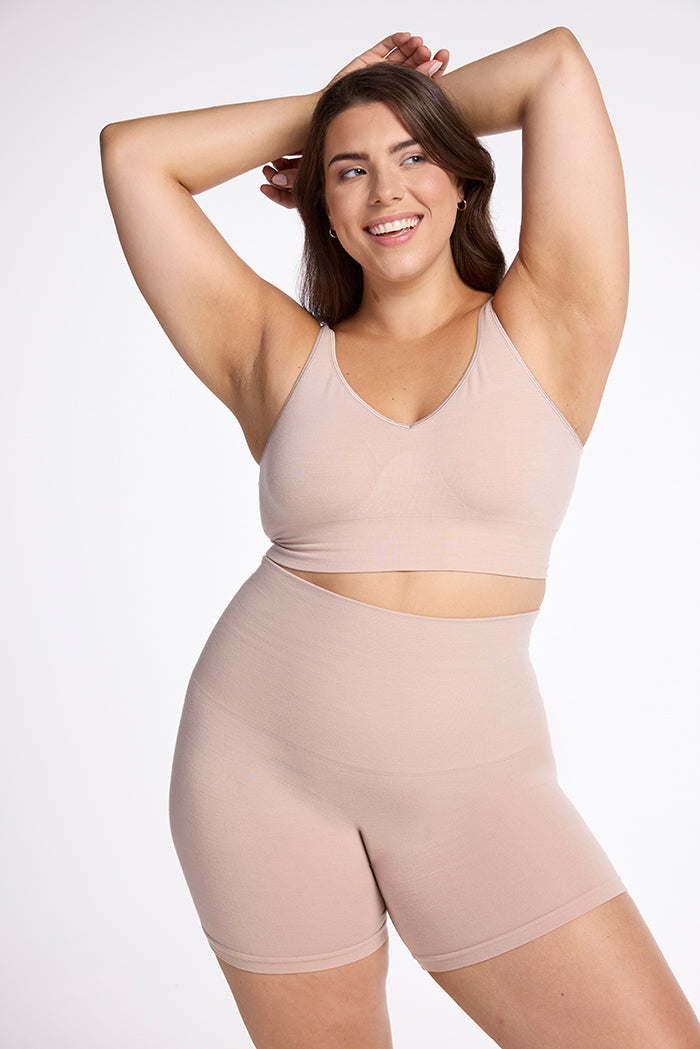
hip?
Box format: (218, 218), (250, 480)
(183, 555), (553, 775)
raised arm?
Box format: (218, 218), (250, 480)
(100, 34), (445, 416)
(440, 27), (629, 442)
(100, 92), (320, 414)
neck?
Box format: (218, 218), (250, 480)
(350, 255), (482, 341)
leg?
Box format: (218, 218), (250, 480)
(216, 940), (393, 1049)
(170, 680), (392, 1046)
(430, 893), (700, 1049)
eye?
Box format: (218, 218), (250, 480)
(339, 166), (366, 180)
(403, 153), (427, 165)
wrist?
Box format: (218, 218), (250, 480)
(289, 90), (322, 153)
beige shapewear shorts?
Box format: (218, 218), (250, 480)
(169, 554), (625, 974)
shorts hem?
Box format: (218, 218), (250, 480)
(204, 916), (389, 975)
(415, 877), (627, 973)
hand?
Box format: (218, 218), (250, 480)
(260, 155), (301, 210)
(259, 33), (449, 209)
(328, 32), (449, 87)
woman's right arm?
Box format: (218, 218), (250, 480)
(99, 34), (441, 415)
(100, 93), (321, 414)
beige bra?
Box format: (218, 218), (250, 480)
(258, 298), (582, 578)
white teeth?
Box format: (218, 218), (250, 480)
(368, 217), (420, 236)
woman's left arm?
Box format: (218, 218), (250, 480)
(441, 28), (629, 442)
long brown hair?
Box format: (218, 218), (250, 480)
(293, 63), (506, 326)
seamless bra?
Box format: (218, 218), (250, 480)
(258, 298), (583, 578)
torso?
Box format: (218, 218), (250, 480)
(268, 566), (547, 619)
(236, 283), (607, 619)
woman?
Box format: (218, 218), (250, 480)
(100, 29), (700, 1049)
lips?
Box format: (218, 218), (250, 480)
(365, 214), (423, 237)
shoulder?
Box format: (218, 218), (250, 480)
(234, 288), (323, 462)
(491, 265), (625, 444)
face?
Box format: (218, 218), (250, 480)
(323, 102), (462, 287)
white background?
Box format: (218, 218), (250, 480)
(2, 0), (698, 1045)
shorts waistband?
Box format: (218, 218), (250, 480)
(261, 554), (540, 629)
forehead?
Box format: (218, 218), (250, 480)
(324, 102), (414, 160)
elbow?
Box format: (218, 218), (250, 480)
(99, 123), (113, 152)
(99, 121), (125, 159)
(99, 120), (151, 185)
(545, 26), (588, 67)
(99, 119), (142, 160)
(519, 28), (590, 126)
(99, 124), (120, 183)
(547, 26), (583, 52)
(99, 121), (143, 190)
(535, 26), (593, 94)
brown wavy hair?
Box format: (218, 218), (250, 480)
(293, 63), (506, 326)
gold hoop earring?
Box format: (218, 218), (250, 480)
(456, 199), (466, 212)
(329, 226), (338, 238)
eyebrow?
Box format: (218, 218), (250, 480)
(327, 139), (420, 167)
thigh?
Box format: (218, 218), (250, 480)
(363, 737), (625, 973)
(217, 940), (393, 1049)
(430, 893), (700, 1049)
(169, 682), (388, 973)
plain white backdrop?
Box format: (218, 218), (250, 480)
(2, 0), (698, 1045)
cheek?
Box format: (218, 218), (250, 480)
(427, 171), (460, 208)
(326, 184), (361, 223)
(325, 187), (344, 226)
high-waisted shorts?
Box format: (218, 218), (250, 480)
(169, 554), (625, 975)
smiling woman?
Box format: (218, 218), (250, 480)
(294, 63), (505, 325)
(327, 107), (461, 281)
(101, 27), (700, 1049)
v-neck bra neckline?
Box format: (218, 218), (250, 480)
(328, 298), (489, 431)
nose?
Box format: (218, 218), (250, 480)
(368, 164), (404, 206)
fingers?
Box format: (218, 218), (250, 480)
(330, 33), (412, 83)
(260, 156), (300, 210)
(350, 33), (448, 76)
(263, 158), (300, 189)
(330, 32), (445, 85)
(415, 47), (451, 79)
(265, 156), (301, 173)
(363, 31), (412, 61)
(260, 184), (297, 210)
(376, 34), (429, 66)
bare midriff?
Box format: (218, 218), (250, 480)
(272, 566), (546, 619)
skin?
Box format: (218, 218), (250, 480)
(101, 29), (700, 1048)
(215, 894), (700, 1048)
(323, 103), (464, 295)
(286, 100), (544, 618)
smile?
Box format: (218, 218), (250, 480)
(365, 215), (422, 237)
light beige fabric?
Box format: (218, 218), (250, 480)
(169, 555), (625, 975)
(259, 299), (582, 577)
